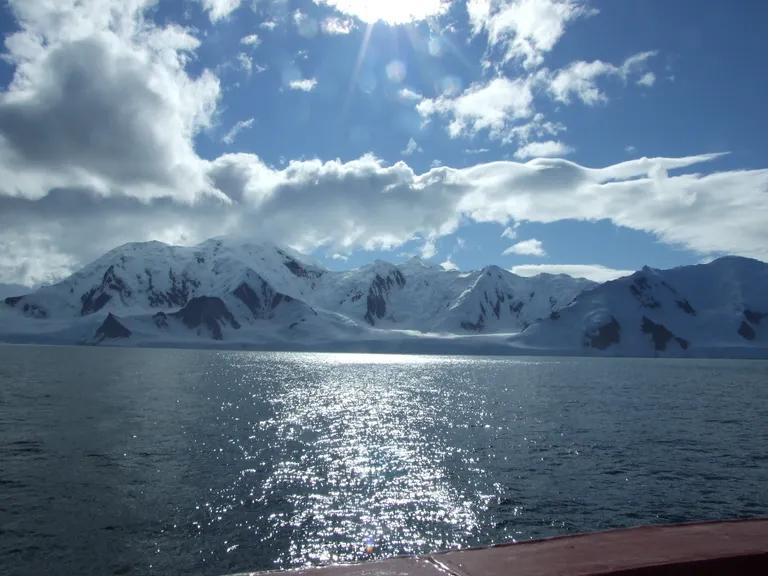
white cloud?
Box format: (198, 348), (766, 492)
(401, 137), (422, 156)
(420, 238), (438, 259)
(511, 263), (633, 282)
(240, 33), (261, 46)
(0, 0), (222, 204)
(260, 20), (278, 30)
(501, 226), (518, 240)
(398, 88), (423, 101)
(547, 51), (657, 105)
(440, 257), (459, 271)
(321, 17), (355, 35)
(288, 77), (318, 92)
(417, 77), (534, 140)
(4, 151), (768, 284)
(222, 117), (255, 145)
(467, 0), (595, 68)
(316, 0), (451, 25)
(294, 10), (319, 38)
(237, 52), (253, 74)
(503, 238), (546, 256)
(637, 71), (656, 87)
(200, 0), (242, 22)
(514, 140), (573, 159)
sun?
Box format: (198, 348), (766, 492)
(319, 0), (451, 25)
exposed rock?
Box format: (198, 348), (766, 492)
(585, 316), (621, 350)
(641, 316), (689, 351)
(629, 276), (661, 308)
(153, 312), (168, 329)
(171, 297), (240, 340)
(744, 309), (766, 325)
(81, 265), (132, 315)
(6, 296), (48, 318)
(364, 271), (406, 325)
(676, 299), (696, 315)
(95, 313), (131, 341)
(738, 320), (756, 341)
(281, 252), (323, 279)
(4, 295), (24, 306)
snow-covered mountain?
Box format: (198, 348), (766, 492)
(514, 257), (768, 357)
(0, 237), (590, 349)
(2, 238), (766, 357)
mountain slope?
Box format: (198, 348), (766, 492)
(515, 257), (768, 356)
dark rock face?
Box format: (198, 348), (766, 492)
(641, 316), (689, 351)
(744, 309), (766, 325)
(145, 267), (199, 308)
(7, 296), (48, 318)
(364, 271), (406, 325)
(629, 276), (661, 308)
(81, 265), (132, 316)
(4, 295), (24, 306)
(676, 299), (696, 315)
(233, 278), (296, 320)
(171, 297), (240, 340)
(95, 313), (131, 340)
(280, 252), (323, 280)
(585, 316), (621, 350)
(153, 312), (168, 329)
(738, 320), (756, 341)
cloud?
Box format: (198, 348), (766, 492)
(240, 33), (261, 46)
(0, 0), (222, 204)
(511, 263), (633, 282)
(514, 140), (573, 159)
(321, 17), (355, 35)
(288, 78), (318, 92)
(3, 151), (768, 284)
(503, 238), (546, 256)
(401, 138), (423, 156)
(501, 226), (518, 240)
(467, 0), (595, 68)
(398, 88), (423, 102)
(547, 51), (657, 105)
(293, 10), (319, 38)
(200, 0), (242, 22)
(440, 257), (459, 271)
(222, 118), (255, 145)
(637, 71), (656, 87)
(417, 77), (534, 140)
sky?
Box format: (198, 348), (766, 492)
(0, 0), (767, 286)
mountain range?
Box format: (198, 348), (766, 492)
(1, 238), (766, 357)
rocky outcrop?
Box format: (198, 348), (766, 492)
(80, 265), (132, 316)
(95, 313), (131, 341)
(641, 316), (689, 351)
(171, 297), (240, 340)
(145, 267), (199, 308)
(364, 270), (406, 325)
(585, 316), (621, 350)
(233, 278), (296, 320)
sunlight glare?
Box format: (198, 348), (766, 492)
(321, 0), (451, 25)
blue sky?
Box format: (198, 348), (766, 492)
(0, 0), (767, 284)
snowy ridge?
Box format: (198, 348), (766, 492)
(515, 257), (768, 356)
(1, 238), (767, 357)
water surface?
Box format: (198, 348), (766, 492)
(1, 345), (767, 575)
